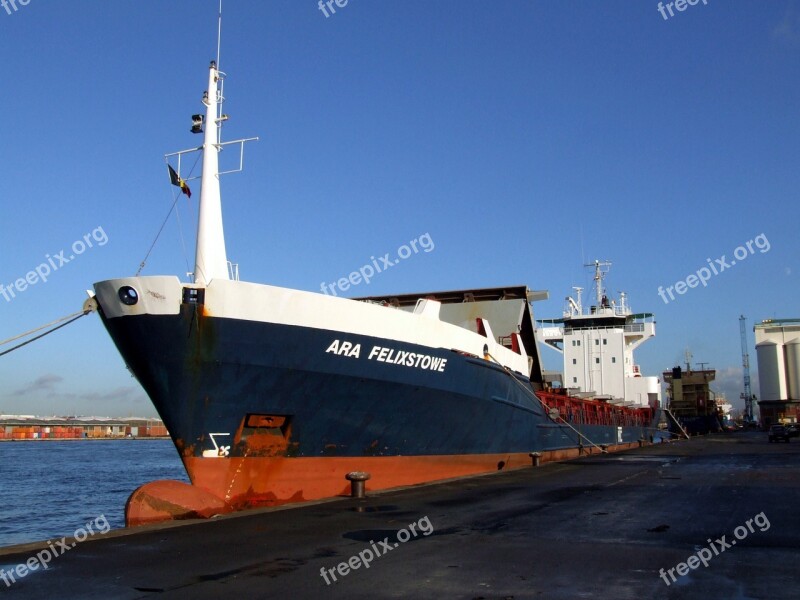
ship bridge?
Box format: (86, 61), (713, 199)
(535, 261), (660, 408)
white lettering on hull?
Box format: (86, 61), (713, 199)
(325, 339), (362, 358)
(326, 339), (447, 372)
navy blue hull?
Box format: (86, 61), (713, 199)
(100, 304), (654, 460)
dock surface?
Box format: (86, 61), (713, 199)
(1, 431), (797, 599)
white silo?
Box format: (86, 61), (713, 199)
(784, 338), (800, 400)
(756, 340), (787, 401)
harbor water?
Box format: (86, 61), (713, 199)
(0, 439), (187, 548)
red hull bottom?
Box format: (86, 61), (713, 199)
(125, 441), (645, 527)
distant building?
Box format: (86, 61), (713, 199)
(0, 416), (168, 440)
(754, 319), (800, 428)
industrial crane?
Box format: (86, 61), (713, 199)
(740, 315), (756, 423)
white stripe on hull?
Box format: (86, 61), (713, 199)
(94, 277), (530, 375)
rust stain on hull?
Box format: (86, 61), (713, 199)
(127, 440), (654, 527)
(125, 479), (233, 527)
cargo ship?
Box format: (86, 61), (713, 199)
(662, 354), (725, 435)
(91, 27), (662, 526)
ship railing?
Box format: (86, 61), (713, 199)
(563, 323), (645, 334)
(590, 306), (631, 317)
(564, 306), (632, 319)
(228, 261), (240, 281)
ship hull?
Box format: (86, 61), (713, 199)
(94, 276), (657, 524)
(671, 414), (723, 436)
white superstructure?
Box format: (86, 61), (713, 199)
(537, 261), (660, 408)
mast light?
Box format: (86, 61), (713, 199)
(191, 114), (205, 134)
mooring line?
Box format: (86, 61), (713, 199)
(0, 299), (97, 358)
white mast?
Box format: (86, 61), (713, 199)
(193, 57), (228, 286)
(585, 259), (611, 306)
(167, 1), (256, 285)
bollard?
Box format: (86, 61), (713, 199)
(600, 444), (608, 454)
(345, 471), (371, 498)
(638, 439), (644, 448)
(529, 452), (542, 467)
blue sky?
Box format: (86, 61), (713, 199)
(1, 0), (798, 417)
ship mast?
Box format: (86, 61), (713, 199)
(175, 1), (255, 285)
(193, 61), (228, 285)
(194, 3), (228, 286)
(585, 260), (611, 306)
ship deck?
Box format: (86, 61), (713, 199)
(1, 431), (797, 599)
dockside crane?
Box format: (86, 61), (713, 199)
(740, 315), (755, 423)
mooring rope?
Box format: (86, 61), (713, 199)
(136, 152), (202, 277)
(0, 301), (96, 358)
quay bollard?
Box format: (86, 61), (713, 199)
(529, 452), (542, 467)
(346, 471), (371, 498)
